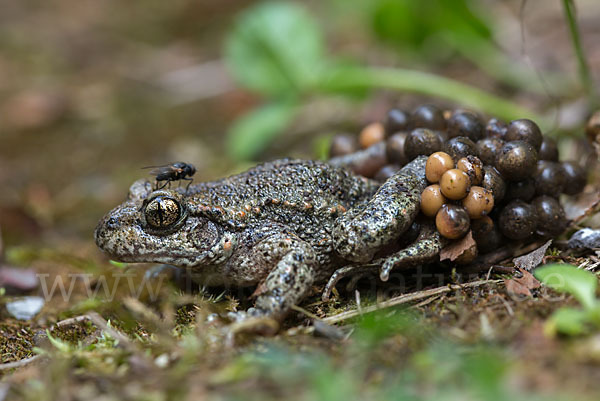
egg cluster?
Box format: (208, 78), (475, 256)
(328, 104), (587, 253)
(421, 151), (493, 239)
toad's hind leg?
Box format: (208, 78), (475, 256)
(333, 156), (428, 264)
(323, 222), (444, 301)
(378, 221), (445, 281)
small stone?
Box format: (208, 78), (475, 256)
(568, 228), (600, 249)
(6, 296), (45, 320)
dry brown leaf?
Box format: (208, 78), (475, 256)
(504, 268), (541, 298)
(505, 278), (532, 297)
(515, 268), (541, 289)
(440, 231), (476, 263)
(513, 240), (552, 271)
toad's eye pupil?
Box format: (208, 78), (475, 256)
(145, 197), (180, 228)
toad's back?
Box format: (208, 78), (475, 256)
(186, 159), (380, 228)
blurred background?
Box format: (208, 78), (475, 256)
(0, 0), (599, 249)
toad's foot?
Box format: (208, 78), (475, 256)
(379, 222), (444, 281)
(322, 222), (444, 301)
(321, 264), (377, 302)
(228, 231), (318, 321)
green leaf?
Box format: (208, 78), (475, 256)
(46, 329), (73, 353)
(370, 0), (429, 49)
(109, 260), (128, 269)
(546, 307), (590, 336)
(534, 264), (598, 310)
(369, 0), (491, 51)
(225, 1), (325, 96)
(226, 101), (297, 161)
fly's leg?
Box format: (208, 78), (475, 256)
(183, 177), (194, 192)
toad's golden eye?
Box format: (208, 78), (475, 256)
(144, 196), (181, 229)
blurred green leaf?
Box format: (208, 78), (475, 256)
(46, 329), (74, 353)
(312, 134), (333, 161)
(109, 260), (128, 269)
(546, 307), (591, 336)
(353, 309), (420, 347)
(462, 348), (506, 396)
(226, 101), (297, 160)
(225, 1), (325, 96)
(436, 0), (491, 40)
(534, 264), (598, 310)
(371, 0), (429, 49)
(370, 0), (491, 52)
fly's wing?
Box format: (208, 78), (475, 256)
(147, 165), (183, 181)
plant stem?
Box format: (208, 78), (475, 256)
(562, 0), (596, 102)
(323, 66), (548, 127)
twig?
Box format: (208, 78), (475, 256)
(52, 315), (91, 328)
(290, 304), (320, 321)
(414, 294), (442, 308)
(86, 312), (135, 352)
(0, 355), (42, 370)
(322, 279), (502, 324)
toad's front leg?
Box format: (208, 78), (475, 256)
(332, 155), (428, 263)
(227, 232), (318, 322)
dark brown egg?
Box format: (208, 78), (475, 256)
(532, 196), (567, 238)
(505, 119), (543, 150)
(435, 129), (449, 143)
(561, 161), (586, 195)
(538, 137), (559, 161)
(471, 215), (494, 241)
(443, 136), (479, 162)
(404, 128), (443, 161)
(496, 140), (538, 181)
(482, 165), (506, 202)
(485, 118), (507, 139)
(498, 200), (538, 240)
(534, 161), (566, 196)
(505, 178), (536, 202)
(412, 104), (446, 130)
(329, 142), (387, 178)
(447, 110), (484, 141)
(386, 132), (409, 166)
(385, 108), (412, 135)
(435, 204), (471, 239)
(476, 138), (504, 166)
(472, 216), (503, 253)
(329, 134), (358, 158)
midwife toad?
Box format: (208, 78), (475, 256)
(95, 156), (444, 321)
